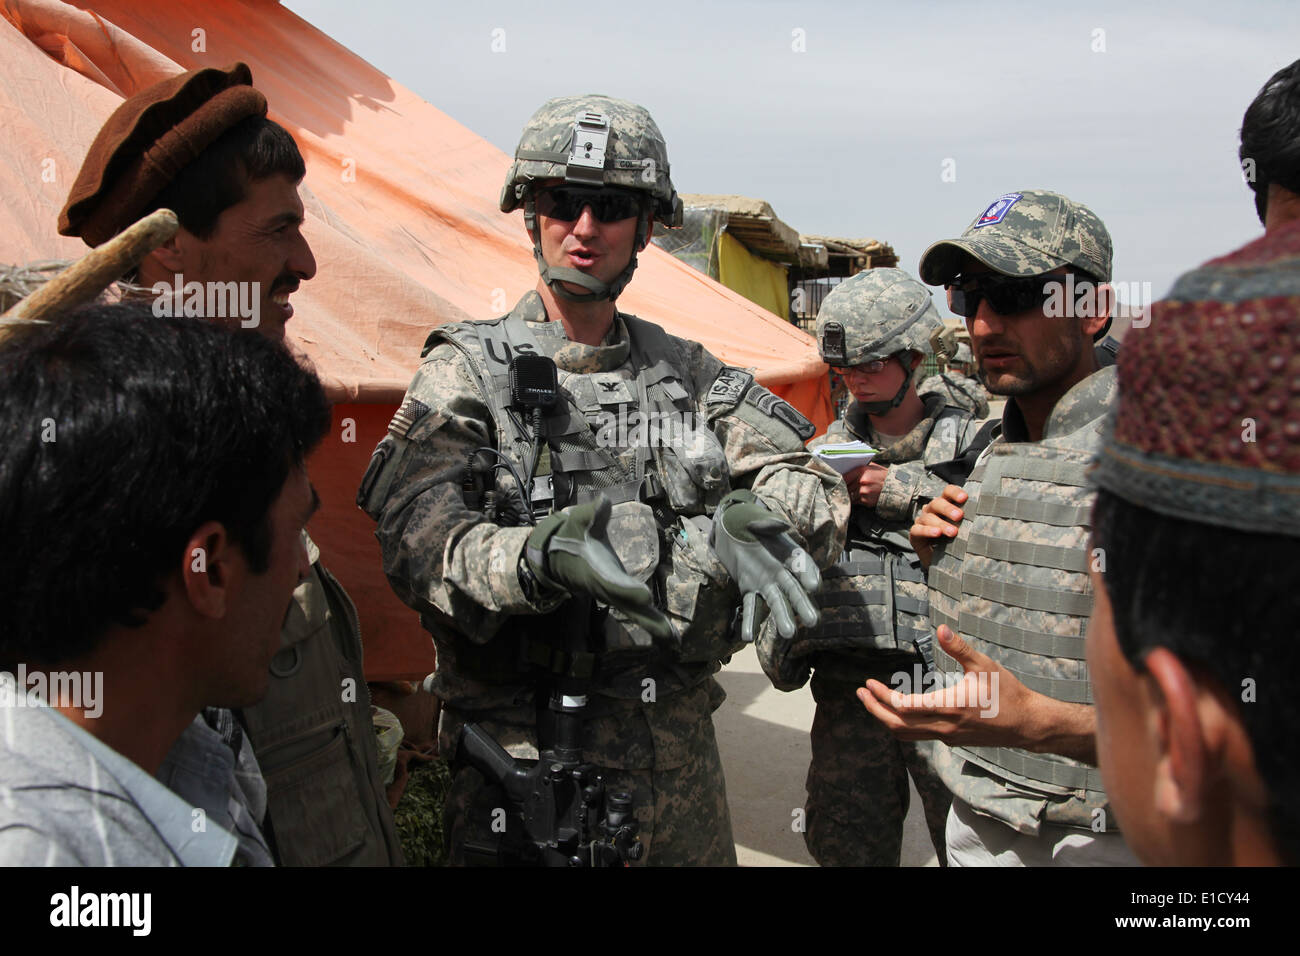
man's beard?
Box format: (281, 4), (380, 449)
(980, 361), (1039, 397)
(978, 335), (1082, 398)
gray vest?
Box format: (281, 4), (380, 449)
(809, 404), (970, 656)
(427, 311), (746, 685)
(927, 366), (1117, 831)
(760, 399), (973, 689)
(429, 312), (730, 518)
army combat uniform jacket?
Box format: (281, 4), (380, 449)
(360, 291), (848, 864)
(927, 361), (1119, 838)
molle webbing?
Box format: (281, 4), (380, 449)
(929, 443), (1101, 810)
(804, 542), (931, 654)
(963, 746), (1107, 795)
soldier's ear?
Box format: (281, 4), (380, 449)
(1082, 281), (1111, 340)
(640, 219), (655, 251)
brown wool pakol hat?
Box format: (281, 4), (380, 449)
(1091, 219), (1300, 535)
(58, 63), (267, 248)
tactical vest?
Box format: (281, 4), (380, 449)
(761, 400), (972, 689)
(920, 371), (989, 419)
(424, 312), (745, 690)
(926, 366), (1117, 832)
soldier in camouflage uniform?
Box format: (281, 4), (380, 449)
(359, 95), (848, 865)
(860, 190), (1137, 866)
(757, 268), (981, 865)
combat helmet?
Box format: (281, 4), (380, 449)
(815, 267), (944, 413)
(501, 94), (683, 303)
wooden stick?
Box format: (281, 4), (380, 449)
(0, 209), (179, 328)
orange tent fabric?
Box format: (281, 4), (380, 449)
(1, 0), (834, 678)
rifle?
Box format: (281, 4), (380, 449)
(455, 599), (644, 867)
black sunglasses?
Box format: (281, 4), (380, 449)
(534, 186), (643, 224)
(947, 273), (1083, 318)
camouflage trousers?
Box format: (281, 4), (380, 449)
(805, 665), (952, 866)
(441, 677), (736, 866)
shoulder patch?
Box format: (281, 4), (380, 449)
(744, 386), (815, 440)
(387, 397), (430, 439)
(705, 367), (754, 407)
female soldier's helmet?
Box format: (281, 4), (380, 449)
(815, 267), (944, 413)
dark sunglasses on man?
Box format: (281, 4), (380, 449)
(946, 271), (1096, 319)
(535, 185), (643, 223)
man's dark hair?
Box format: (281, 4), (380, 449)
(1092, 490), (1300, 865)
(148, 115), (306, 238)
(0, 303), (331, 668)
(1239, 58), (1300, 225)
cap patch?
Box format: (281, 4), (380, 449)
(974, 193), (1023, 229)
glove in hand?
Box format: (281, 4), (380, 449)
(710, 489), (820, 643)
(526, 497), (672, 641)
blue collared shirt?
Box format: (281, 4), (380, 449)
(0, 705), (236, 866)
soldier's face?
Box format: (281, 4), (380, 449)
(173, 174), (317, 342)
(959, 264), (1085, 397)
(533, 181), (647, 294)
(837, 355), (910, 406)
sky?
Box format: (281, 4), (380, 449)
(284, 0), (1298, 316)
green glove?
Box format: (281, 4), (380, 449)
(525, 497), (672, 642)
(709, 489), (821, 643)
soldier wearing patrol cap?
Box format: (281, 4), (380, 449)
(859, 190), (1138, 866)
(359, 94), (848, 865)
(757, 267), (983, 866)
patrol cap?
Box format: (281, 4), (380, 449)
(918, 189), (1113, 285)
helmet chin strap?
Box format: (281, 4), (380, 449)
(525, 196), (647, 303)
(860, 355), (914, 415)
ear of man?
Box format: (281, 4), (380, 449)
(180, 521), (238, 620)
(1081, 281), (1112, 341)
(1144, 647), (1278, 863)
(1144, 647), (1211, 824)
(146, 231), (187, 276)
